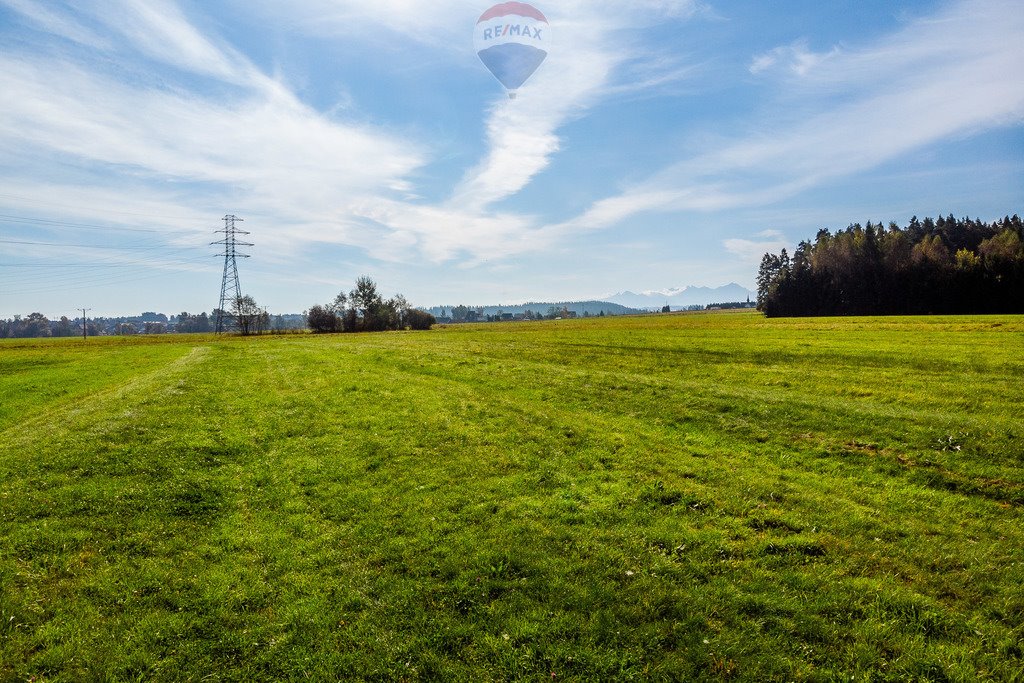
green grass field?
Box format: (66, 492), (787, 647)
(1, 312), (1022, 681)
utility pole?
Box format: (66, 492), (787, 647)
(212, 215), (252, 333)
(80, 308), (91, 340)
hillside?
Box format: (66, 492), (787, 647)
(606, 283), (756, 309)
(428, 300), (644, 318)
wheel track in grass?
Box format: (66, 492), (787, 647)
(312, 332), (1024, 526)
(367, 334), (1019, 457)
(275, 330), (1006, 451)
(0, 344), (211, 458)
(262, 331), (1022, 508)
(267, 333), (1024, 659)
(413, 356), (1023, 506)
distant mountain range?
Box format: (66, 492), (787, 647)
(426, 284), (756, 319)
(427, 300), (644, 317)
(604, 283), (756, 310)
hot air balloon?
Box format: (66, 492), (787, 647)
(474, 2), (550, 99)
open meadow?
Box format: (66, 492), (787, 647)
(1, 312), (1022, 681)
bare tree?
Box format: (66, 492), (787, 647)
(232, 295), (263, 335)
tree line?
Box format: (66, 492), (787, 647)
(430, 301), (644, 322)
(307, 276), (435, 333)
(757, 214), (1023, 317)
(1, 282), (429, 338)
(0, 307), (309, 338)
(0, 313), (162, 338)
(437, 305), (581, 323)
(0, 313), (80, 338)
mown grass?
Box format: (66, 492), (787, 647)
(1, 312), (1022, 681)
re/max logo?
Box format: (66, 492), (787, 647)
(482, 24), (543, 40)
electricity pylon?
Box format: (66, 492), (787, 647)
(212, 215), (252, 333)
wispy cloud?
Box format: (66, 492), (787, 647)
(750, 39), (840, 77)
(237, 0), (480, 51)
(276, 0), (704, 218)
(0, 0), (110, 48)
(548, 0), (1024, 239)
(112, 1), (269, 84)
(244, 0), (706, 262)
(0, 1), (429, 263)
(1, 57), (424, 243)
(723, 230), (789, 264)
(3, 0), (1018, 295)
(346, 198), (545, 264)
(1, 0), (706, 269)
(451, 0), (704, 206)
(447, 25), (618, 211)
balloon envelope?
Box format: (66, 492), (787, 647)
(474, 2), (549, 95)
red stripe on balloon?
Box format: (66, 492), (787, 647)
(477, 2), (548, 23)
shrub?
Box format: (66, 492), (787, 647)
(306, 305), (339, 333)
(406, 309), (436, 330)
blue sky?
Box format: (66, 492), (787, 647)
(1, 0), (1021, 317)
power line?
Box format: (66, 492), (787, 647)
(0, 224), (215, 294)
(0, 257), (213, 294)
(0, 238), (196, 249)
(0, 257), (208, 277)
(0, 214), (163, 233)
(0, 193), (203, 221)
(0, 245), (211, 286)
(0, 228), (211, 287)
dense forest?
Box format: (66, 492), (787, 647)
(757, 214), (1023, 317)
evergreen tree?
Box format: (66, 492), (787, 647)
(757, 214), (1023, 317)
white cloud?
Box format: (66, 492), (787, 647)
(0, 1), (429, 263)
(723, 234), (789, 264)
(246, 0), (706, 261)
(750, 40), (840, 77)
(345, 197), (546, 264)
(238, 0), (479, 48)
(445, 0), (703, 223)
(244, 0), (705, 44)
(85, 0), (260, 84)
(448, 30), (618, 210)
(0, 0), (110, 48)
(6, 0), (1017, 290)
(258, 0), (702, 218)
(1, 0), (706, 270)
(548, 0), (1024, 237)
(604, 54), (702, 97)
(0, 55), (422, 197)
